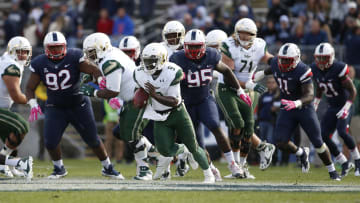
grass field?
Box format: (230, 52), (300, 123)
(0, 158), (359, 203)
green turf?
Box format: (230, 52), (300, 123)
(0, 191), (359, 203)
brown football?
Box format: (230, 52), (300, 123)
(133, 88), (149, 108)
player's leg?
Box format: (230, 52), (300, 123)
(300, 107), (340, 180)
(43, 107), (69, 179)
(0, 108), (32, 178)
(174, 104), (215, 183)
(335, 111), (359, 176)
(71, 98), (124, 179)
(198, 96), (243, 178)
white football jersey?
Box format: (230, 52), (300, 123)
(98, 47), (137, 102)
(0, 53), (24, 108)
(221, 37), (266, 83)
(134, 62), (183, 121)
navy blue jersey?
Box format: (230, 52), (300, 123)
(270, 57), (313, 102)
(310, 61), (349, 107)
(30, 48), (84, 107)
(170, 47), (221, 105)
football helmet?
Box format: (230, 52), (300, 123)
(119, 36), (141, 60)
(184, 29), (206, 60)
(205, 29), (228, 50)
(234, 18), (257, 48)
(7, 36), (32, 66)
(83, 32), (112, 64)
(43, 31), (67, 60)
(314, 42), (335, 71)
(162, 20), (185, 50)
(141, 43), (167, 75)
(278, 43), (301, 72)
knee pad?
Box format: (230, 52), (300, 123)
(240, 138), (251, 154)
(7, 133), (22, 147)
(316, 143), (327, 153)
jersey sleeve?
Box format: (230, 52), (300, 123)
(221, 41), (232, 59)
(169, 53), (178, 64)
(299, 68), (313, 84)
(1, 64), (21, 77)
(338, 63), (349, 78)
(170, 68), (184, 86)
(166, 83), (181, 100)
(105, 69), (122, 92)
(102, 60), (124, 76)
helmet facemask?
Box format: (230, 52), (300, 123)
(184, 43), (205, 60)
(122, 49), (137, 60)
(16, 48), (32, 66)
(45, 43), (67, 60)
(278, 56), (298, 72)
(236, 31), (255, 48)
(165, 32), (183, 50)
(314, 55), (332, 71)
(84, 48), (98, 64)
(142, 56), (161, 75)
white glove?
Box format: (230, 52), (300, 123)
(336, 101), (352, 119)
(253, 70), (265, 82)
(313, 97), (321, 111)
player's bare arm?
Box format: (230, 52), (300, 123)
(341, 75), (357, 102)
(215, 61), (240, 90)
(145, 82), (178, 107)
(260, 51), (274, 65)
(25, 72), (41, 100)
(221, 53), (235, 70)
(300, 82), (314, 105)
(3, 75), (27, 104)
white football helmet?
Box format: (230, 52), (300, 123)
(162, 20), (185, 50)
(205, 29), (228, 50)
(141, 43), (167, 75)
(314, 42), (335, 70)
(44, 31), (67, 60)
(234, 18), (257, 48)
(7, 36), (32, 66)
(278, 43), (301, 72)
(83, 32), (112, 64)
(119, 36), (141, 61)
(184, 29), (206, 60)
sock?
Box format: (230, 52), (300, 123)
(0, 146), (13, 156)
(203, 167), (212, 174)
(350, 148), (360, 160)
(233, 151), (240, 163)
(335, 153), (347, 165)
(224, 151), (235, 165)
(52, 159), (64, 168)
(326, 163), (336, 172)
(5, 156), (20, 167)
(101, 157), (111, 169)
(136, 158), (148, 167)
(240, 156), (246, 166)
(295, 147), (304, 156)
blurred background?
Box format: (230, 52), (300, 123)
(1, 0), (360, 166)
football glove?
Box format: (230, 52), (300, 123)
(281, 99), (302, 111)
(237, 88), (252, 106)
(28, 99), (43, 122)
(245, 80), (267, 94)
(109, 98), (122, 110)
(336, 101), (352, 119)
(79, 84), (97, 97)
(313, 97), (321, 111)
(80, 74), (93, 85)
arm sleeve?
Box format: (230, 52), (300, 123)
(106, 69), (122, 92)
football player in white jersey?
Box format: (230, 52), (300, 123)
(133, 43), (216, 183)
(160, 20), (185, 58)
(81, 33), (166, 181)
(220, 18), (276, 178)
(0, 36), (33, 179)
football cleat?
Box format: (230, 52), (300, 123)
(0, 165), (13, 178)
(48, 165), (67, 179)
(181, 147), (199, 170)
(203, 169), (215, 184)
(298, 147), (310, 173)
(16, 156), (33, 180)
(355, 159), (360, 177)
(102, 164), (125, 180)
(211, 166), (222, 182)
(228, 161), (244, 178)
(175, 159), (190, 177)
(153, 155), (172, 180)
(134, 166), (152, 181)
(329, 170), (341, 181)
(160, 167), (171, 181)
(9, 166), (25, 177)
(341, 161), (354, 177)
(243, 162), (256, 179)
(259, 143), (276, 170)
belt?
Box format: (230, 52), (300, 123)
(155, 103), (182, 115)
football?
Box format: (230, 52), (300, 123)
(133, 88), (149, 108)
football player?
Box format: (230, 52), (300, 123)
(134, 42), (216, 183)
(170, 29), (252, 179)
(81, 33), (166, 181)
(254, 43), (341, 180)
(25, 31), (123, 179)
(161, 20), (185, 58)
(220, 18), (275, 178)
(311, 42), (360, 177)
(119, 36), (141, 65)
(0, 36), (33, 179)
